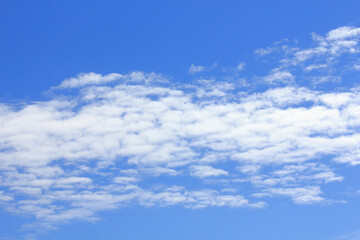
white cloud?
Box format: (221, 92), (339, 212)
(253, 186), (324, 204)
(290, 26), (360, 65)
(304, 64), (327, 71)
(237, 165), (260, 175)
(0, 191), (13, 202)
(253, 39), (290, 57)
(2, 25), (360, 234)
(138, 189), (264, 209)
(59, 72), (123, 88)
(190, 165), (228, 178)
(326, 26), (360, 41)
(249, 26), (360, 88)
(254, 46), (277, 56)
(113, 177), (138, 184)
(1, 72), (359, 228)
(262, 70), (294, 84)
(311, 76), (341, 85)
(189, 64), (206, 74)
(237, 62), (245, 71)
(353, 64), (360, 70)
(293, 46), (328, 63)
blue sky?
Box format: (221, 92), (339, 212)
(1, 1), (360, 240)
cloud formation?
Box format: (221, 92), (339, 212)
(1, 26), (360, 232)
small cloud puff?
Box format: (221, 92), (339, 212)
(189, 64), (206, 74)
(262, 70), (294, 84)
(237, 62), (245, 71)
(190, 165), (228, 178)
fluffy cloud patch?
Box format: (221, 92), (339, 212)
(1, 74), (359, 229)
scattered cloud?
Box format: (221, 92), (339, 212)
(1, 74), (360, 229)
(2, 25), (360, 234)
(237, 62), (245, 71)
(291, 26), (360, 64)
(353, 64), (360, 70)
(253, 186), (324, 204)
(304, 64), (328, 71)
(254, 46), (278, 56)
(0, 191), (13, 202)
(189, 64), (206, 74)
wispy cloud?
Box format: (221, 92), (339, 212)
(292, 26), (360, 64)
(58, 72), (123, 88)
(253, 186), (324, 204)
(254, 46), (278, 56)
(261, 69), (294, 84)
(237, 62), (245, 71)
(190, 165), (228, 178)
(353, 64), (360, 70)
(329, 229), (360, 240)
(304, 64), (327, 71)
(189, 64), (206, 74)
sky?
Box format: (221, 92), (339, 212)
(1, 1), (360, 239)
